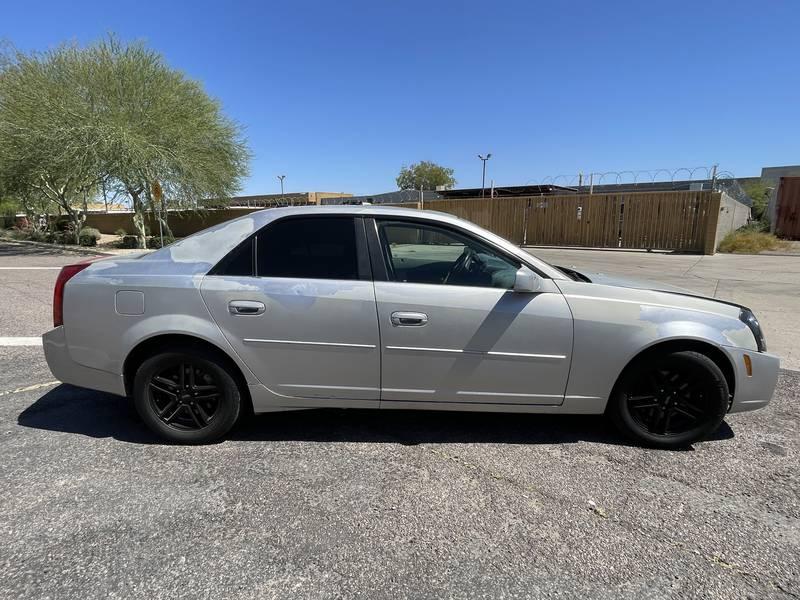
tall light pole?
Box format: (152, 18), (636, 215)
(478, 154), (492, 198)
(277, 175), (286, 202)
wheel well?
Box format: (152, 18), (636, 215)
(123, 334), (252, 409)
(617, 339), (736, 399)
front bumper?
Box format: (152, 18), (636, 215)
(43, 327), (127, 397)
(724, 346), (780, 413)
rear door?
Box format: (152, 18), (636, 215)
(201, 215), (380, 406)
(369, 217), (573, 407)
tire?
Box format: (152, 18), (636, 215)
(608, 350), (729, 449)
(133, 346), (242, 444)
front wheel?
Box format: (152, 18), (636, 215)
(133, 347), (242, 444)
(608, 350), (730, 448)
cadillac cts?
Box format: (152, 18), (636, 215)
(43, 206), (779, 447)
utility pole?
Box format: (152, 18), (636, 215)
(277, 175), (286, 202)
(478, 154), (492, 198)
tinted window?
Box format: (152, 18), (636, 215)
(378, 221), (518, 289)
(257, 217), (359, 280)
(211, 237), (254, 276)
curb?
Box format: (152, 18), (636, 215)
(0, 237), (114, 257)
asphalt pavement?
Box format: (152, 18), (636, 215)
(1, 240), (799, 599)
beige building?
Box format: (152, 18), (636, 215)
(225, 192), (352, 207)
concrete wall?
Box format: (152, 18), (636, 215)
(714, 192), (751, 248)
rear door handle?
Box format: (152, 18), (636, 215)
(229, 300), (266, 316)
(391, 311), (428, 326)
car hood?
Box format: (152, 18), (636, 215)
(581, 271), (695, 296)
(569, 268), (747, 309)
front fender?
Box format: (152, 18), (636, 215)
(558, 281), (757, 412)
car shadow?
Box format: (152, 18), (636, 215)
(18, 384), (735, 449)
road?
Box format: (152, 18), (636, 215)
(0, 240), (798, 599)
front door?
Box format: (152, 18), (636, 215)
(370, 218), (573, 406)
(201, 216), (380, 407)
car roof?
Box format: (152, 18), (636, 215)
(139, 204), (565, 280)
(249, 204), (454, 222)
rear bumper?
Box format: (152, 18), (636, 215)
(43, 327), (127, 397)
(724, 346), (780, 413)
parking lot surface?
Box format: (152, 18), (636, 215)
(1, 240), (799, 599)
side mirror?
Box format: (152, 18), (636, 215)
(513, 267), (541, 293)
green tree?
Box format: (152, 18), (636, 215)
(396, 161), (456, 190)
(0, 37), (250, 248)
(0, 44), (106, 242)
(742, 181), (771, 222)
(89, 38), (250, 247)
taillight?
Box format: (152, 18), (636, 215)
(53, 261), (94, 327)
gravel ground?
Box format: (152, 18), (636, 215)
(1, 240), (798, 599)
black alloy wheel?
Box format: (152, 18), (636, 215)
(133, 347), (242, 444)
(609, 350), (729, 448)
(149, 362), (221, 431)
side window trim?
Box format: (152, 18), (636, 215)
(365, 217), (389, 282)
(354, 217), (373, 281)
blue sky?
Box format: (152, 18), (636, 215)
(3, 1), (798, 196)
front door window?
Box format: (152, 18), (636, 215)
(377, 220), (518, 289)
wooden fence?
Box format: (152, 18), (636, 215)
(421, 190), (722, 254)
(82, 207), (265, 238)
(775, 177), (800, 240)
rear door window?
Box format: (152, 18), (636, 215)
(256, 217), (359, 280)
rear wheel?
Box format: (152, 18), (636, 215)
(608, 350), (729, 448)
(133, 348), (241, 444)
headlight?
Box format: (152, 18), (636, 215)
(740, 308), (766, 352)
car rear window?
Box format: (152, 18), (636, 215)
(256, 217), (359, 280)
(210, 237), (254, 276)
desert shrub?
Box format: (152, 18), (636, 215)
(4, 227), (29, 240)
(118, 235), (139, 248)
(27, 229), (49, 242)
(718, 229), (789, 254)
(78, 227), (101, 247)
(146, 234), (175, 249)
(52, 230), (76, 245)
(736, 220), (770, 234)
(114, 228), (127, 237)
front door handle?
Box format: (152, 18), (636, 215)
(391, 311), (428, 326)
(229, 300), (266, 316)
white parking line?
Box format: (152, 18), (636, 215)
(0, 337), (43, 346)
(0, 267), (61, 270)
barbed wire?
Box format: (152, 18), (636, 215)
(519, 165), (754, 205)
(524, 165), (739, 188)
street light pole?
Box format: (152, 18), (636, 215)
(277, 175), (286, 203)
(478, 154), (492, 198)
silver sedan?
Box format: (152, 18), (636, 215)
(43, 206), (780, 447)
